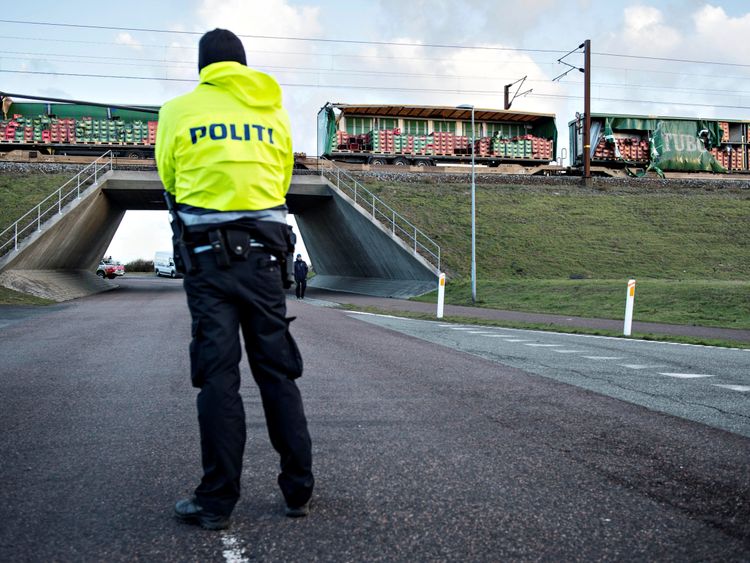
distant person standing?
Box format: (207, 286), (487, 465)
(294, 254), (308, 299)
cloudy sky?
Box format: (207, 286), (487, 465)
(2, 1), (750, 262)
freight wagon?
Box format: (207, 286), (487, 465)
(317, 103), (558, 168)
(569, 113), (750, 175)
(0, 99), (158, 159)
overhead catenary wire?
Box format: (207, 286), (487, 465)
(4, 68), (750, 111)
(3, 19), (749, 116)
(0, 19), (567, 55)
(4, 51), (750, 98)
(3, 35), (750, 84)
(2, 18), (749, 69)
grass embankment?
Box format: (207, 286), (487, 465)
(0, 286), (54, 305)
(366, 180), (750, 330)
(0, 172), (73, 228)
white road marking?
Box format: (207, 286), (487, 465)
(552, 350), (585, 354)
(503, 339), (533, 342)
(659, 373), (716, 379)
(449, 327), (476, 331)
(524, 343), (562, 347)
(619, 364), (666, 370)
(582, 356), (625, 360)
(350, 312), (748, 351)
(712, 384), (750, 392)
(468, 331), (494, 334)
(222, 535), (248, 563)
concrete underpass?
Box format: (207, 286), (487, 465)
(0, 170), (439, 301)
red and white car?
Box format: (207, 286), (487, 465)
(96, 259), (125, 279)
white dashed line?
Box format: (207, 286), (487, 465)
(552, 350), (585, 354)
(582, 356), (625, 360)
(711, 384), (750, 392)
(449, 327), (475, 331)
(468, 331), (494, 334)
(480, 334), (510, 338)
(619, 364), (666, 370)
(524, 343), (562, 347)
(659, 373), (716, 379)
(503, 339), (533, 342)
(222, 535), (248, 563)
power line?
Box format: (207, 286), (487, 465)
(5, 34), (750, 81)
(529, 92), (750, 111)
(4, 68), (750, 111)
(5, 50), (750, 98)
(0, 18), (567, 55)
(594, 51), (750, 69)
(2, 18), (748, 69)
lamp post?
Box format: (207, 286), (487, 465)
(457, 104), (476, 303)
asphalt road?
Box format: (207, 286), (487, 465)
(1, 277), (749, 561)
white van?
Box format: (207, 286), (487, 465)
(154, 251), (179, 278)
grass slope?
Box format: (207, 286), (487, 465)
(366, 179), (750, 329)
(0, 172), (73, 229)
(367, 181), (749, 280)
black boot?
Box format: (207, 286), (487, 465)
(174, 498), (230, 530)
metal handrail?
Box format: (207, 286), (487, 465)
(318, 161), (441, 271)
(0, 151), (114, 258)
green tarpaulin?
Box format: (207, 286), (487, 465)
(647, 120), (726, 176)
(599, 116), (726, 176)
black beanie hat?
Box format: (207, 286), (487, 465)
(198, 28), (247, 72)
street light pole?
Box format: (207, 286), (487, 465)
(458, 104), (477, 304)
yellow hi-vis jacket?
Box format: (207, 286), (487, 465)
(156, 61), (294, 211)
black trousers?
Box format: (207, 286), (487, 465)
(295, 279), (307, 299)
(184, 251), (314, 516)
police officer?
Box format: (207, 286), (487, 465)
(156, 28), (314, 530)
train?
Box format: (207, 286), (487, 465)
(2, 95), (749, 176)
(0, 98), (158, 159)
(319, 103), (748, 176)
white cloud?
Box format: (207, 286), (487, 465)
(374, 0), (560, 42)
(619, 5), (682, 52)
(692, 4), (750, 63)
(114, 32), (144, 51)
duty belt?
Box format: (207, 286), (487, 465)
(191, 228), (267, 268)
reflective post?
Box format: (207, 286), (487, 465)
(470, 107), (476, 304)
(624, 279), (636, 336)
(437, 273), (446, 318)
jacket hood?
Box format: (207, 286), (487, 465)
(198, 61), (282, 109)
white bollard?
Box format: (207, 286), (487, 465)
(436, 273), (446, 319)
(623, 279), (636, 336)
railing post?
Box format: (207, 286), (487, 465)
(392, 211), (395, 234)
(14, 223), (18, 251)
(77, 173), (81, 199)
(37, 206), (41, 231)
(414, 227), (418, 253)
(372, 196), (375, 218)
(58, 187), (62, 214)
